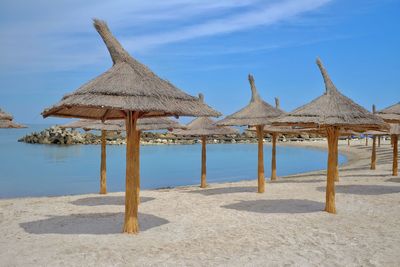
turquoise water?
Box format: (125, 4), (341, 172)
(0, 125), (346, 198)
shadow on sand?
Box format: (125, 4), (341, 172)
(271, 179), (325, 184)
(20, 212), (169, 235)
(187, 186), (258, 196)
(222, 199), (324, 214)
(70, 196), (155, 206)
(385, 178), (400, 183)
(339, 173), (389, 178)
(284, 173), (325, 179)
(316, 184), (400, 195)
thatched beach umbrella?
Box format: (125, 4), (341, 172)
(272, 58), (386, 213)
(366, 104), (390, 170)
(0, 108), (26, 128)
(365, 129), (387, 170)
(217, 75), (284, 193)
(264, 98), (287, 181)
(340, 129), (359, 146)
(376, 102), (400, 123)
(173, 94), (238, 188)
(43, 19), (220, 234)
(61, 118), (185, 195)
(377, 103), (400, 176)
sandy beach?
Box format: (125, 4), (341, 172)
(1, 140), (399, 266)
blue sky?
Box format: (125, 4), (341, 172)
(0, 0), (399, 124)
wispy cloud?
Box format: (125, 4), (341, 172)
(126, 0), (331, 50)
(155, 35), (351, 59)
(0, 0), (331, 73)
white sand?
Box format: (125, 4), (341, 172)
(1, 140), (400, 266)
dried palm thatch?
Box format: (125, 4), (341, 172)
(0, 108), (26, 128)
(367, 106), (398, 171)
(389, 124), (400, 135)
(173, 117), (238, 136)
(271, 58), (387, 214)
(273, 60), (386, 130)
(376, 102), (400, 123)
(174, 94), (238, 137)
(217, 75), (284, 126)
(61, 119), (124, 132)
(61, 117), (185, 132)
(42, 19), (220, 120)
(240, 97), (288, 182)
(364, 130), (388, 135)
(376, 104), (400, 175)
(138, 117), (186, 131)
(42, 19), (221, 235)
(217, 75), (284, 193)
(173, 94), (238, 188)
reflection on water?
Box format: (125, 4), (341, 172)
(0, 125), (346, 198)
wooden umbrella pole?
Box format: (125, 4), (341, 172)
(325, 126), (338, 214)
(393, 134), (398, 176)
(271, 133), (277, 181)
(136, 130), (141, 204)
(201, 136), (207, 188)
(378, 135), (381, 147)
(365, 136), (368, 146)
(347, 135), (350, 146)
(100, 130), (107, 194)
(256, 125), (265, 193)
(370, 136), (376, 170)
(334, 135), (339, 182)
(123, 111), (140, 234)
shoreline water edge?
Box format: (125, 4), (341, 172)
(17, 125), (357, 146)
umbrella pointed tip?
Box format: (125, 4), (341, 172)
(92, 18), (106, 29)
(315, 57), (336, 94)
(248, 74), (260, 102)
(248, 74), (254, 83)
(275, 97), (280, 109)
(198, 93), (204, 103)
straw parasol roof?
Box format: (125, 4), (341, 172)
(217, 76), (284, 193)
(42, 19), (221, 234)
(174, 117), (238, 136)
(0, 108), (26, 128)
(137, 117), (186, 131)
(376, 102), (400, 123)
(61, 119), (124, 132)
(271, 58), (388, 214)
(364, 130), (389, 135)
(42, 19), (221, 120)
(364, 104), (389, 136)
(389, 124), (400, 135)
(217, 75), (284, 126)
(273, 59), (386, 130)
(174, 94), (238, 136)
(61, 117), (185, 132)
(172, 94), (238, 189)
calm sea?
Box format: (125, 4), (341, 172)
(0, 125), (346, 198)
